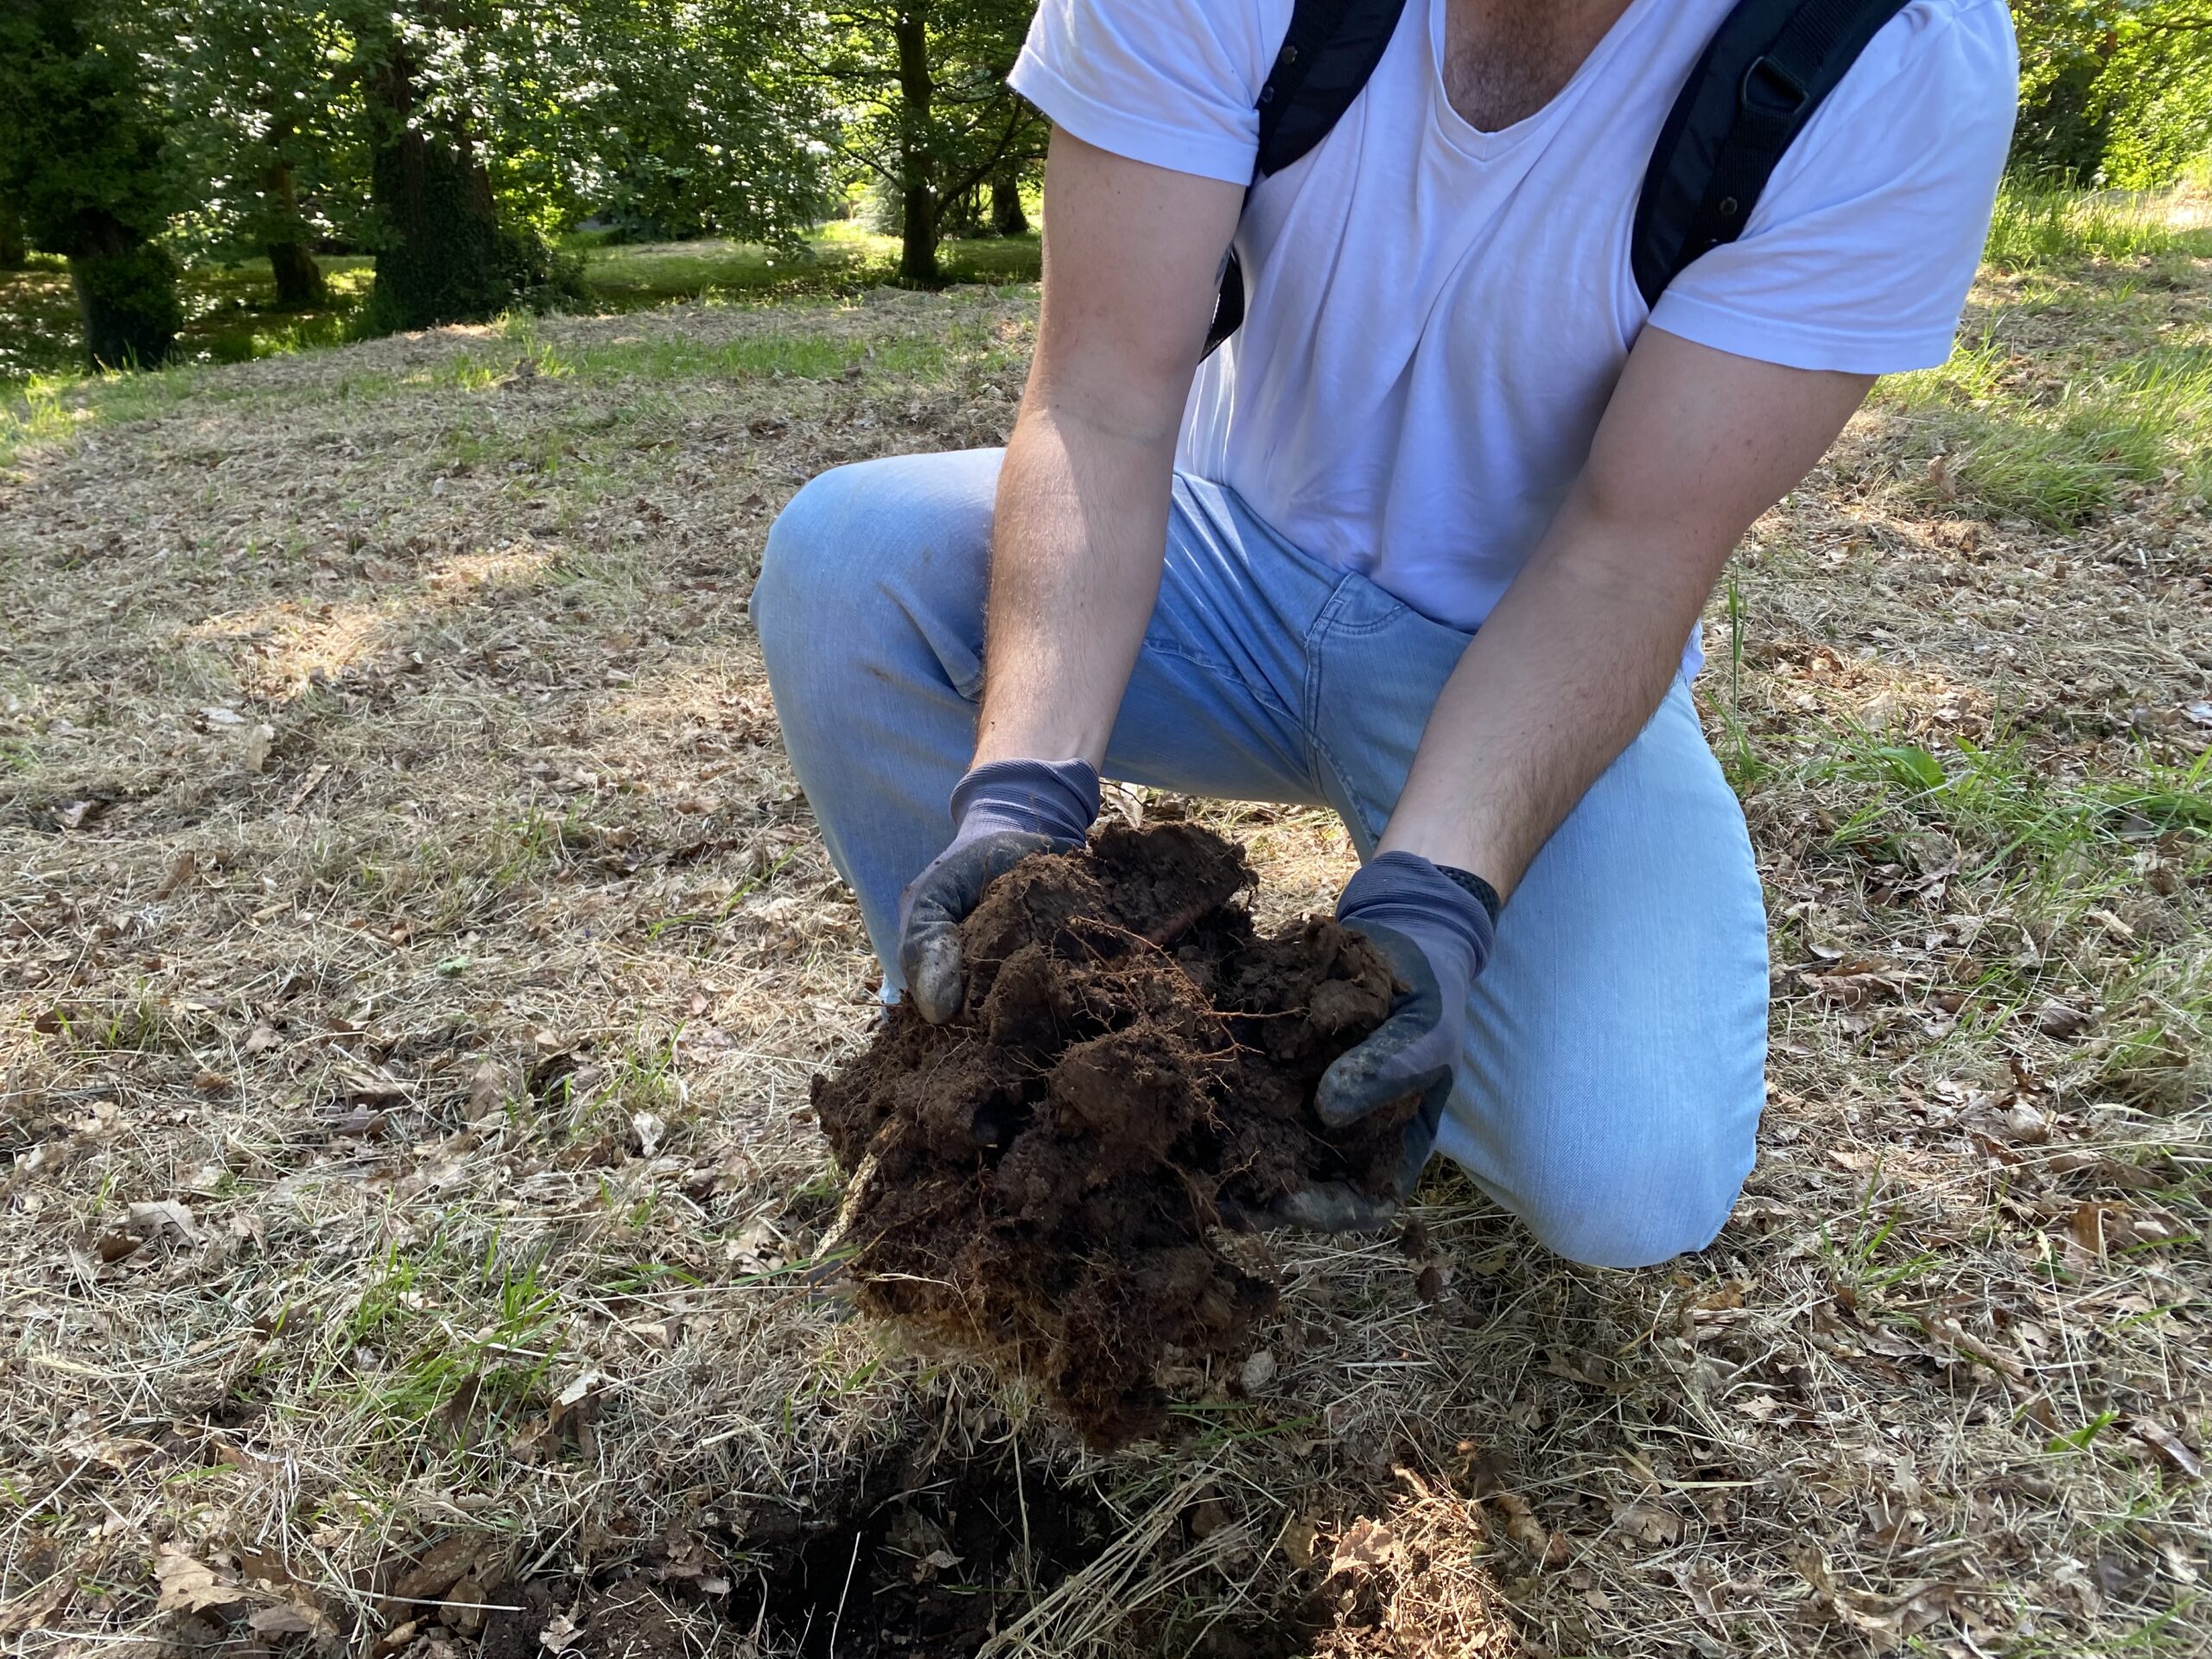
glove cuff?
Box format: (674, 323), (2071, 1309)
(950, 758), (1101, 845)
(1338, 851), (1497, 977)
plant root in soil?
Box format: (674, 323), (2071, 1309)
(814, 822), (1416, 1446)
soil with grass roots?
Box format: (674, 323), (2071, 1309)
(815, 822), (1416, 1446)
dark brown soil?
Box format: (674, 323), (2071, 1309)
(814, 822), (1414, 1446)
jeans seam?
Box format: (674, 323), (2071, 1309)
(1300, 579), (1373, 825)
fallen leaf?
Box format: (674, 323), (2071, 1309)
(154, 849), (197, 899)
(391, 1534), (480, 1603)
(1613, 1502), (1683, 1546)
(1491, 1491), (1558, 1564)
(2132, 1419), (2202, 1480)
(911, 1548), (963, 1585)
(538, 1613), (583, 1654)
(154, 1545), (249, 1612)
(127, 1199), (200, 1243)
(556, 1370), (605, 1409)
(468, 1062), (508, 1116)
(248, 1600), (333, 1640)
(1326, 1517), (1401, 1578)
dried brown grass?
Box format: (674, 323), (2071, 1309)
(2, 263), (2207, 1659)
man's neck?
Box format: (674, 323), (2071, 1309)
(1442, 0), (1637, 131)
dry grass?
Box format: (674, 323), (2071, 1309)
(1, 251), (2206, 1659)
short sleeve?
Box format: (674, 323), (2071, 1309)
(1648, 0), (2018, 375)
(1009, 0), (1286, 185)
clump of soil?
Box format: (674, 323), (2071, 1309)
(814, 822), (1414, 1446)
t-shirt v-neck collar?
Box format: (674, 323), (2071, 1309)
(1425, 0), (1658, 162)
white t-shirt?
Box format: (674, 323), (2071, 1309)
(1010, 0), (2017, 645)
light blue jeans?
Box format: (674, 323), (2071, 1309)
(753, 449), (1768, 1268)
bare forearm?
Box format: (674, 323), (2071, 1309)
(963, 130), (1240, 771)
(1378, 494), (1702, 893)
(1380, 332), (1871, 896)
(971, 404), (1176, 766)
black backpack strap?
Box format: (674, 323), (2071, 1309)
(1631, 0), (1913, 308)
(1205, 0), (1408, 354)
(1255, 0), (1409, 178)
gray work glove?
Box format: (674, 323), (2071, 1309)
(896, 758), (1101, 1023)
(1269, 851), (1498, 1232)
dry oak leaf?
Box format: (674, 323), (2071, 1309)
(248, 1600), (336, 1642)
(1490, 1491), (1567, 1567)
(154, 1545), (250, 1613)
(1326, 1517), (1403, 1579)
(2132, 1419), (2202, 1481)
(1613, 1502), (1684, 1546)
(391, 1534), (481, 1603)
(128, 1199), (200, 1244)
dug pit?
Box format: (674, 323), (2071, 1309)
(814, 822), (1414, 1446)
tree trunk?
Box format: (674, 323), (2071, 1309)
(892, 4), (940, 287)
(364, 40), (509, 329)
(263, 149), (325, 308)
(70, 217), (181, 369)
(0, 198), (24, 268)
(269, 236), (324, 308)
(989, 164), (1027, 237)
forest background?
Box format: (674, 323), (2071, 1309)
(1, 0), (2209, 378)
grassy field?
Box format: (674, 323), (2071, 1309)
(0, 193), (2207, 1658)
(0, 221), (1043, 385)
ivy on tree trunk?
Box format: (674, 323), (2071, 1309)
(71, 220), (184, 369)
(365, 41), (512, 330)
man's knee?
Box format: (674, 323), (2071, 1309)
(755, 463), (874, 664)
(1508, 1117), (1755, 1270)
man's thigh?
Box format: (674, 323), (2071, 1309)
(764, 448), (1332, 830)
(1306, 585), (1769, 1268)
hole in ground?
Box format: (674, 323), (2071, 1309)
(469, 1442), (1324, 1659)
(731, 1442), (1101, 1656)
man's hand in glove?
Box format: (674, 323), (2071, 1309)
(1268, 851), (1499, 1233)
(897, 758), (1102, 1023)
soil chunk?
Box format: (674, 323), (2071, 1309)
(814, 822), (1414, 1446)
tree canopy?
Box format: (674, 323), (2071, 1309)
(6, 0), (2211, 371)
(2012, 0), (2212, 186)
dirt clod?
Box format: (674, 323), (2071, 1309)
(814, 823), (1414, 1445)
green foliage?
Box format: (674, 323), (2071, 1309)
(0, 0), (185, 365)
(2012, 0), (2212, 187)
(71, 240), (186, 368)
(799, 0), (1047, 284)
